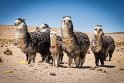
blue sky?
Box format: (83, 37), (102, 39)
(0, 0), (124, 32)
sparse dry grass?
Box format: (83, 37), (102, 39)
(115, 41), (124, 47)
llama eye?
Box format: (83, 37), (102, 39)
(68, 20), (71, 22)
(99, 29), (102, 31)
(94, 29), (97, 30)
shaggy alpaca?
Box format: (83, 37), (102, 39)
(50, 31), (63, 67)
(61, 16), (90, 67)
(35, 24), (50, 33)
(91, 25), (115, 66)
(14, 18), (51, 64)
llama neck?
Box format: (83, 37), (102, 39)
(62, 24), (74, 37)
(94, 35), (103, 42)
(16, 23), (29, 49)
(50, 36), (58, 47)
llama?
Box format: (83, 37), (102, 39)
(14, 18), (51, 64)
(50, 31), (63, 67)
(35, 24), (50, 33)
(91, 25), (115, 66)
(61, 16), (90, 67)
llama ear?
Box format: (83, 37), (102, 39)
(17, 18), (22, 21)
(63, 16), (65, 19)
(68, 16), (71, 19)
(100, 25), (102, 27)
(45, 24), (49, 28)
(22, 19), (25, 22)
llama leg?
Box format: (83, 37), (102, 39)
(109, 51), (113, 61)
(105, 53), (108, 61)
(53, 57), (55, 67)
(56, 54), (61, 67)
(26, 53), (29, 61)
(46, 51), (51, 63)
(28, 55), (32, 64)
(28, 53), (35, 64)
(33, 53), (36, 63)
(41, 54), (45, 62)
(60, 53), (63, 63)
(68, 57), (73, 68)
(79, 52), (86, 67)
(99, 53), (105, 66)
(80, 57), (86, 67)
(74, 55), (80, 67)
(94, 54), (99, 66)
(105, 47), (109, 61)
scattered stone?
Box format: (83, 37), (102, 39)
(119, 68), (124, 71)
(4, 48), (13, 55)
(97, 68), (103, 71)
(0, 57), (3, 63)
(50, 72), (56, 76)
(89, 67), (95, 70)
(103, 70), (107, 73)
(0, 44), (3, 47)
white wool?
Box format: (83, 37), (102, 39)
(41, 29), (47, 32)
(63, 17), (71, 21)
(94, 26), (103, 35)
(40, 24), (45, 28)
(15, 19), (20, 24)
(94, 26), (103, 30)
(15, 19), (21, 26)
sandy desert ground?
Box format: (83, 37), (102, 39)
(0, 25), (124, 83)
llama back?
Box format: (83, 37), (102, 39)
(104, 35), (115, 51)
(29, 32), (50, 52)
(74, 32), (90, 52)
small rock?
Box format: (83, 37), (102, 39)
(89, 67), (95, 70)
(4, 48), (13, 55)
(50, 72), (56, 76)
(97, 68), (103, 71)
(103, 70), (107, 73)
(0, 44), (3, 47)
(119, 68), (124, 71)
(0, 57), (3, 63)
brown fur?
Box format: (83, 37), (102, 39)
(50, 31), (63, 67)
(62, 16), (81, 67)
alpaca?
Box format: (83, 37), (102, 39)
(50, 31), (63, 67)
(14, 18), (51, 64)
(35, 24), (50, 33)
(91, 25), (115, 66)
(61, 16), (90, 67)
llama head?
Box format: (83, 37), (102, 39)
(62, 16), (74, 36)
(14, 18), (25, 26)
(39, 24), (50, 33)
(94, 25), (104, 37)
(14, 18), (28, 35)
(94, 25), (104, 42)
(50, 31), (57, 38)
(62, 16), (72, 27)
